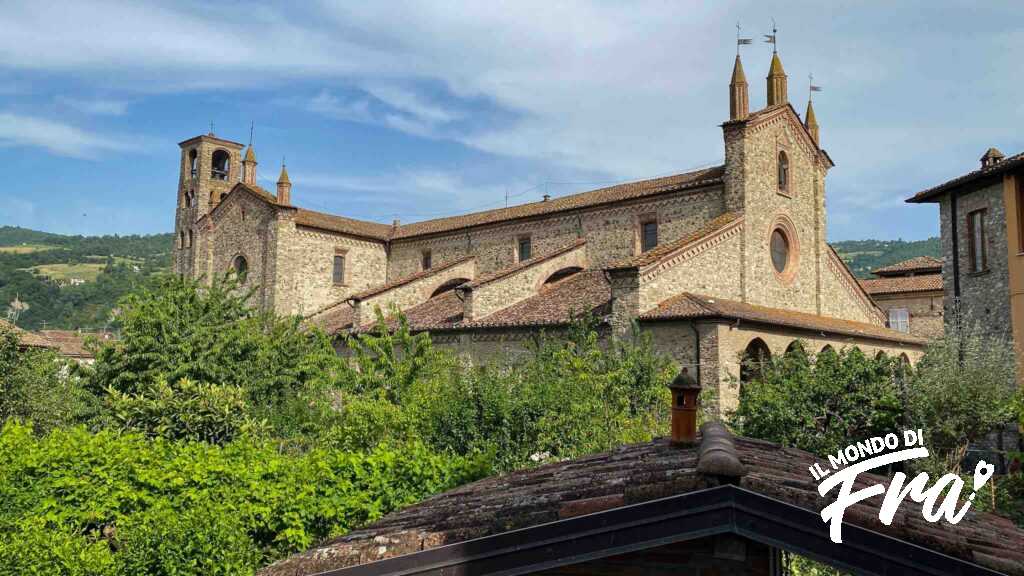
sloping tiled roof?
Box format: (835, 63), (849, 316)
(293, 208), (394, 241)
(305, 303), (355, 334)
(38, 330), (115, 358)
(464, 239), (586, 290)
(907, 151), (1024, 203)
(605, 212), (741, 270)
(347, 256), (474, 302)
(859, 274), (943, 296)
(871, 256), (943, 276)
(0, 319), (54, 349)
(259, 428), (1024, 576)
(642, 293), (926, 346)
(462, 270), (611, 329)
(391, 166), (725, 239)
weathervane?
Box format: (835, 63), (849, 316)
(764, 18), (777, 52)
(736, 22), (752, 54)
(809, 73), (823, 100)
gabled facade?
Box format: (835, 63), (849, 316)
(173, 49), (925, 411)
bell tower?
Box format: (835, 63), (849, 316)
(172, 132), (245, 276)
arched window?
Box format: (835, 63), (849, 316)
(431, 277), (470, 298)
(817, 344), (836, 363)
(740, 338), (772, 384)
(784, 340), (806, 357)
(211, 150), (230, 181)
(187, 229), (193, 248)
(232, 255), (248, 280)
(189, 149), (198, 179)
(777, 151), (789, 192)
(542, 266), (583, 288)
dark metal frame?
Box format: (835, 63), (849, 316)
(312, 485), (1006, 576)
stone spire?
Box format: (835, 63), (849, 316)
(729, 54), (749, 121)
(242, 146), (258, 185)
(766, 52), (788, 107)
(276, 161), (291, 205)
(804, 98), (819, 146)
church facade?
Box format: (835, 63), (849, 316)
(172, 50), (925, 411)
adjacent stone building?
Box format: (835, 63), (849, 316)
(859, 256), (944, 340)
(907, 148), (1024, 383)
(173, 49), (925, 412)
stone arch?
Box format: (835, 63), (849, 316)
(740, 337), (772, 384)
(188, 149), (198, 178)
(784, 340), (806, 357)
(231, 254), (248, 281)
(539, 266), (583, 290)
(211, 149), (231, 181)
(875, 350), (889, 361)
(431, 277), (470, 298)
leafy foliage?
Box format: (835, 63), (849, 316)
(729, 344), (903, 456)
(0, 421), (488, 575)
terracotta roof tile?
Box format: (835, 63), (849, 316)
(293, 208), (394, 241)
(907, 151), (1024, 203)
(642, 293), (926, 346)
(259, 431), (1024, 576)
(463, 270), (611, 329)
(606, 212), (742, 270)
(392, 166), (725, 239)
(871, 256), (943, 276)
(305, 303), (354, 334)
(348, 256), (474, 302)
(465, 239), (586, 290)
(38, 330), (115, 358)
(0, 320), (55, 349)
(859, 274), (943, 296)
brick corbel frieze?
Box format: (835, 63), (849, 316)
(638, 218), (744, 283)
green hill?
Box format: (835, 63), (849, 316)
(830, 237), (942, 278)
(0, 226), (173, 330)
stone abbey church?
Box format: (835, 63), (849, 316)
(173, 50), (924, 410)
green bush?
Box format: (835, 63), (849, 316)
(0, 421), (489, 575)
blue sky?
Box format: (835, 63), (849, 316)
(1, 1), (1021, 241)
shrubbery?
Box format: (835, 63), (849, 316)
(0, 421), (488, 575)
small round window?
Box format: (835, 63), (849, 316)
(770, 229), (790, 274)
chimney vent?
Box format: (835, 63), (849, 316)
(542, 194), (551, 202)
(980, 147), (1005, 168)
(667, 367), (702, 445)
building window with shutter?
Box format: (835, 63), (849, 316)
(333, 254), (346, 285)
(967, 209), (987, 272)
(421, 250), (432, 270)
(888, 308), (910, 333)
(641, 220), (658, 252)
(518, 236), (532, 262)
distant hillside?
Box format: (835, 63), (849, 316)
(831, 237), (942, 278)
(0, 226), (173, 331)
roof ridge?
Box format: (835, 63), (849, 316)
(606, 212), (742, 271)
(908, 150), (1024, 203)
(348, 255), (475, 302)
(464, 238), (586, 290)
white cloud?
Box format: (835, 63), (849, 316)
(56, 96), (130, 116)
(0, 112), (136, 158)
(306, 90), (372, 122)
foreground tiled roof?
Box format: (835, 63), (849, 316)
(859, 274), (943, 296)
(907, 151), (1024, 203)
(259, 427), (1024, 576)
(642, 293), (926, 346)
(38, 330), (115, 358)
(606, 212), (741, 270)
(872, 256), (943, 276)
(392, 166), (725, 239)
(305, 304), (354, 334)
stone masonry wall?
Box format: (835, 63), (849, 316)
(464, 243), (587, 321)
(284, 225), (389, 317)
(636, 220), (744, 314)
(939, 181), (1013, 340)
(207, 191), (278, 309)
(872, 292), (945, 340)
(354, 258), (476, 328)
(388, 187), (726, 280)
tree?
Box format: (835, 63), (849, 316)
(729, 344), (902, 456)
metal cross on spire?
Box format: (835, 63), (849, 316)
(736, 21), (752, 54)
(248, 121), (254, 147)
(764, 19), (777, 52)
(209, 120), (215, 135)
